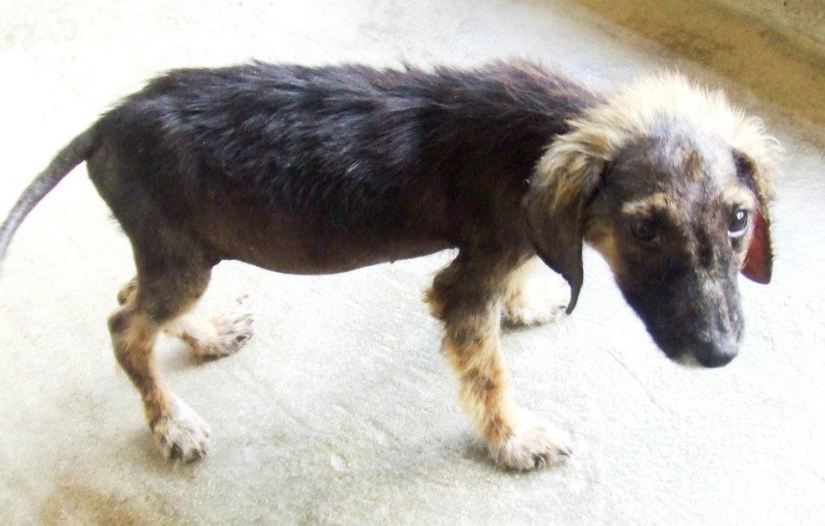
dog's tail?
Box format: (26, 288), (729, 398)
(0, 127), (96, 264)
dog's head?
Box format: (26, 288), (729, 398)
(524, 73), (780, 367)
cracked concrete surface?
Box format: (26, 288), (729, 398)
(1, 0), (824, 524)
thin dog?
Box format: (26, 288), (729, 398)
(0, 61), (779, 470)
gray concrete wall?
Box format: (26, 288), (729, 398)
(571, 0), (825, 149)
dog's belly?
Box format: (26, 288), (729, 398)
(199, 211), (451, 275)
(235, 235), (450, 274)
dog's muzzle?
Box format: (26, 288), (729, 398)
(673, 339), (739, 368)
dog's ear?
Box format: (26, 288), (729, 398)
(733, 151), (774, 284)
(523, 137), (605, 314)
(729, 121), (781, 285)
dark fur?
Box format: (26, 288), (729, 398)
(84, 62), (595, 277)
(0, 61), (774, 468)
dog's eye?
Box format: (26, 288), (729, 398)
(630, 218), (657, 242)
(728, 208), (749, 238)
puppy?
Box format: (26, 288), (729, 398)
(0, 61), (778, 470)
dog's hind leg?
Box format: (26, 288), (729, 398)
(502, 256), (570, 327)
(427, 253), (571, 470)
(165, 311), (253, 359)
(108, 251), (216, 461)
(118, 277), (253, 359)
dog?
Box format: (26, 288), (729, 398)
(0, 61), (779, 470)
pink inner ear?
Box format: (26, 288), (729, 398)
(742, 212), (772, 284)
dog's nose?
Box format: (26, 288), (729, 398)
(694, 341), (738, 368)
(697, 351), (735, 368)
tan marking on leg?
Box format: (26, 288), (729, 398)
(108, 272), (212, 461)
(442, 305), (571, 470)
(108, 304), (173, 427)
(423, 288), (446, 321)
(428, 255), (571, 469)
(424, 258), (463, 322)
(117, 278), (138, 306)
(443, 321), (517, 445)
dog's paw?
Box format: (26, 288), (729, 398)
(151, 397), (211, 462)
(503, 279), (569, 327)
(490, 420), (572, 470)
(189, 311), (254, 358)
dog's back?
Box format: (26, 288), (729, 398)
(85, 62), (595, 273)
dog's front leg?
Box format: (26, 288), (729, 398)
(428, 257), (571, 470)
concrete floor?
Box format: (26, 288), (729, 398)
(1, 0), (824, 524)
